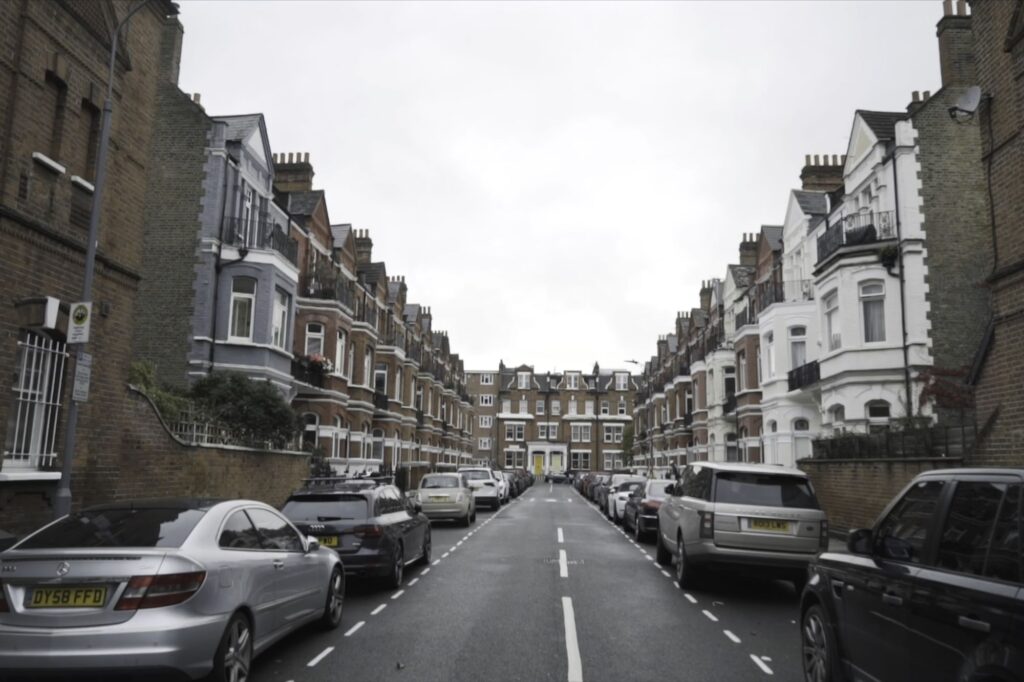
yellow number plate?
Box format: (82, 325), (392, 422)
(317, 535), (339, 548)
(749, 519), (792, 533)
(28, 586), (107, 608)
(429, 496), (448, 502)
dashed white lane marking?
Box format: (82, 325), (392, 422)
(724, 630), (741, 644)
(343, 622), (364, 637)
(431, 559), (440, 566)
(750, 654), (774, 675)
(371, 604), (387, 615)
(644, 555), (654, 561)
(391, 590), (405, 600)
(684, 593), (698, 604)
(562, 597), (584, 682)
(307, 646), (334, 666)
(457, 540), (464, 546)
(702, 609), (719, 622)
(660, 570), (671, 578)
(408, 578), (419, 586)
(557, 528), (564, 543)
(420, 568), (431, 576)
(559, 549), (569, 578)
(442, 552), (450, 558)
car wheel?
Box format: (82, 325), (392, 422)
(420, 530), (432, 565)
(461, 511), (472, 527)
(655, 533), (672, 565)
(320, 567), (345, 630)
(208, 612), (252, 682)
(387, 543), (404, 589)
(802, 604), (842, 682)
(675, 536), (699, 589)
(470, 509), (477, 523)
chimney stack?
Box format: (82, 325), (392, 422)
(699, 280), (713, 312)
(739, 232), (758, 267)
(354, 229), (373, 265)
(273, 152), (315, 193)
(936, 0), (975, 89)
(799, 153), (844, 192)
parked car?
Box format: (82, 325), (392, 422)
(604, 474), (646, 519)
(458, 467), (502, 510)
(416, 473), (476, 526)
(800, 468), (1024, 682)
(282, 476), (430, 588)
(494, 470), (511, 504)
(608, 479), (646, 522)
(586, 473), (611, 501)
(624, 479), (673, 540)
(657, 462), (828, 589)
(0, 498), (344, 682)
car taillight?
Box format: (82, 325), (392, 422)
(641, 501), (661, 513)
(699, 511), (714, 539)
(354, 524), (383, 538)
(0, 582), (8, 613)
(819, 519), (830, 551)
(115, 571), (206, 611)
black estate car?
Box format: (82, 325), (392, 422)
(800, 468), (1023, 682)
(282, 476), (431, 588)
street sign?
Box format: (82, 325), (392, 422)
(68, 302), (92, 344)
(72, 353), (92, 403)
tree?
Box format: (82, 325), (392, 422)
(622, 424), (635, 465)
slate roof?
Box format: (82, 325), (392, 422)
(728, 264), (755, 289)
(794, 190), (828, 216)
(358, 262), (387, 286)
(331, 224), (352, 248)
(387, 281), (402, 305)
(667, 334), (679, 354)
(857, 110), (907, 141)
(217, 114), (262, 142)
(403, 303), (421, 322)
(762, 225), (783, 251)
(288, 190), (324, 217)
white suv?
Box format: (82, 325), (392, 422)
(458, 468), (501, 510)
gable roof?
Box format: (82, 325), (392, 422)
(331, 223), (352, 250)
(761, 225), (783, 251)
(216, 113), (273, 170)
(288, 190), (325, 217)
(793, 190), (828, 216)
(856, 110), (907, 142)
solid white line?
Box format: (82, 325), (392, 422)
(408, 578), (419, 586)
(431, 559), (440, 566)
(562, 597), (584, 682)
(307, 646), (334, 666)
(684, 593), (698, 604)
(344, 621), (365, 637)
(702, 609), (719, 622)
(750, 654), (774, 675)
(371, 604), (387, 615)
(724, 630), (741, 644)
(391, 590), (405, 600)
(557, 528), (564, 543)
(420, 568), (431, 576)
(660, 570), (671, 578)
(559, 549), (569, 578)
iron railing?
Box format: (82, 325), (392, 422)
(222, 216), (298, 265)
(812, 423), (976, 460)
(816, 210), (896, 263)
(788, 360), (820, 392)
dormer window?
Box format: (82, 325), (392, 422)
(517, 372), (530, 389)
(566, 373), (579, 390)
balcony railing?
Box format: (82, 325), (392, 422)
(787, 360), (820, 392)
(301, 274), (354, 308)
(291, 358), (324, 388)
(816, 210), (896, 264)
(754, 279), (814, 317)
(222, 216), (298, 266)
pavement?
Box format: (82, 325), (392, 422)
(250, 481), (804, 682)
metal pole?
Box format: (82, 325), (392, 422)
(55, 0), (152, 518)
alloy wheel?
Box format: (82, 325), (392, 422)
(633, 516), (642, 541)
(327, 569), (344, 626)
(802, 606), (830, 682)
(392, 544), (404, 587)
(223, 615), (252, 682)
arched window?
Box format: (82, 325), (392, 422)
(866, 400), (891, 432)
(793, 418), (810, 431)
(768, 420), (778, 433)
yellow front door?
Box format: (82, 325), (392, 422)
(533, 455), (544, 475)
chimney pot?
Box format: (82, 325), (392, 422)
(304, 152), (310, 163)
(192, 93), (201, 104)
(813, 154), (820, 165)
(923, 90), (931, 100)
(913, 90), (921, 101)
(956, 0), (966, 15)
(943, 0), (952, 15)
(804, 154), (811, 165)
(832, 154), (839, 165)
(287, 152), (294, 163)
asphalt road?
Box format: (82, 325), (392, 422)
(251, 481), (805, 682)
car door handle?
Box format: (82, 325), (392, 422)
(882, 592), (903, 607)
(958, 616), (991, 634)
(273, 559), (285, 570)
(830, 580), (845, 599)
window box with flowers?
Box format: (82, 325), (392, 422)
(293, 354), (333, 387)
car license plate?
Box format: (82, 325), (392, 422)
(27, 586), (107, 608)
(749, 519), (792, 533)
(429, 496), (448, 502)
(317, 535), (339, 548)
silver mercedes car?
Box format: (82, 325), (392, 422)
(0, 498), (345, 681)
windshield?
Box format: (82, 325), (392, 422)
(647, 482), (671, 500)
(617, 482), (642, 492)
(17, 507), (207, 549)
(281, 495), (369, 521)
(422, 476), (460, 489)
(461, 470), (492, 481)
(713, 473), (819, 509)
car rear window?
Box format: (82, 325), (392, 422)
(713, 473), (819, 509)
(17, 507), (207, 549)
(422, 476), (459, 489)
(281, 495), (368, 521)
(461, 470), (491, 480)
(648, 482), (670, 499)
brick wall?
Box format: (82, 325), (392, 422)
(0, 387), (311, 535)
(799, 456), (962, 533)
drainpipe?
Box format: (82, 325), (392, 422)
(885, 143), (914, 420)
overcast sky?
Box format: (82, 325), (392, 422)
(177, 0), (942, 374)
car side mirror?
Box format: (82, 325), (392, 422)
(664, 484), (675, 496)
(847, 528), (873, 555)
(306, 536), (321, 553)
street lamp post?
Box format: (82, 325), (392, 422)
(55, 0), (153, 519)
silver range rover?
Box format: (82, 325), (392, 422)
(656, 462), (828, 589)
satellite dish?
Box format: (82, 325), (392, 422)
(956, 86), (982, 114)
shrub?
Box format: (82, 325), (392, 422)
(189, 372), (298, 449)
(129, 360), (190, 421)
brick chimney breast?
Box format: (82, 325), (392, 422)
(799, 153), (844, 192)
(354, 229), (373, 265)
(936, 1), (975, 88)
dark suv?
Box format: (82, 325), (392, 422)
(800, 468), (1023, 682)
(281, 476), (431, 588)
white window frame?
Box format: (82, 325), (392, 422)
(480, 373), (494, 385)
(479, 437), (491, 449)
(479, 394), (494, 407)
(479, 415), (493, 428)
(571, 424), (591, 443)
(765, 332), (775, 377)
(517, 372), (530, 389)
(501, 399), (511, 413)
(4, 332), (67, 467)
(860, 280), (886, 343)
(618, 398), (627, 415)
(505, 423), (525, 441)
(615, 373), (628, 391)
(305, 322), (325, 357)
(584, 399), (594, 415)
(603, 424), (623, 444)
(789, 326), (806, 370)
(536, 399), (545, 415)
(551, 400), (561, 416)
(228, 277), (257, 341)
(824, 290), (841, 351)
(271, 289), (289, 350)
(566, 373), (579, 390)
(335, 330), (346, 375)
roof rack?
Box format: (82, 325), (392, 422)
(299, 474), (394, 491)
